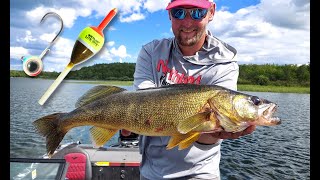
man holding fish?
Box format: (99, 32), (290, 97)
(33, 0), (281, 179)
(122, 0), (255, 179)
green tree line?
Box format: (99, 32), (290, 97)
(10, 63), (309, 87)
(238, 64), (309, 87)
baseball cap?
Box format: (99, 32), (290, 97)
(166, 0), (213, 10)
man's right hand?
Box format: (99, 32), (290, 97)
(121, 129), (132, 136)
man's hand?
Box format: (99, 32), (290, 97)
(121, 125), (256, 144)
(197, 125), (256, 144)
(211, 125), (256, 139)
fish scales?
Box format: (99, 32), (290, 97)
(126, 87), (217, 135)
(63, 85), (217, 136)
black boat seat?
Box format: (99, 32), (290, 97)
(51, 145), (92, 180)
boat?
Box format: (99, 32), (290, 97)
(10, 132), (141, 180)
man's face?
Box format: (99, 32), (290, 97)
(170, 4), (215, 47)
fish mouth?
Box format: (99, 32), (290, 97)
(258, 103), (281, 125)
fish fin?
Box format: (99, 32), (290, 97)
(218, 113), (244, 132)
(32, 113), (68, 158)
(178, 112), (211, 134)
(167, 132), (200, 150)
(167, 134), (187, 150)
(178, 132), (201, 150)
(75, 85), (127, 108)
(89, 126), (118, 147)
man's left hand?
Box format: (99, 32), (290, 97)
(197, 125), (256, 144)
(211, 125), (256, 139)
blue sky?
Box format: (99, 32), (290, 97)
(10, 0), (310, 72)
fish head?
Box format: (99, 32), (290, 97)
(232, 94), (281, 126)
(208, 90), (281, 129)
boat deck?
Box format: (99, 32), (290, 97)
(11, 142), (142, 180)
(78, 144), (142, 164)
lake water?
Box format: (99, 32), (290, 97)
(10, 78), (310, 180)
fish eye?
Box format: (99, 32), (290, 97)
(250, 96), (261, 105)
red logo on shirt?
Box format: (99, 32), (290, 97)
(157, 59), (201, 85)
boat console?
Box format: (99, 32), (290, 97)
(10, 132), (141, 179)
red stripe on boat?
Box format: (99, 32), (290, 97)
(109, 162), (140, 166)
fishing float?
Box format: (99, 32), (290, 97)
(38, 8), (118, 105)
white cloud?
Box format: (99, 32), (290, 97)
(39, 33), (59, 43)
(107, 41), (115, 47)
(110, 45), (131, 59)
(120, 13), (145, 23)
(10, 47), (29, 59)
(208, 0), (310, 65)
(75, 0), (144, 22)
(17, 31), (37, 43)
(26, 6), (89, 28)
(259, 0), (310, 29)
(143, 0), (170, 13)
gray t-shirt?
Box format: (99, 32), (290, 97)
(133, 30), (239, 179)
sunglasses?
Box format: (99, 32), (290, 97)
(170, 8), (208, 20)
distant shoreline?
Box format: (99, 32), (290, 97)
(64, 79), (133, 86)
(63, 79), (309, 94)
(11, 77), (310, 94)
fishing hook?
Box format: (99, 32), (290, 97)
(20, 12), (64, 77)
(39, 12), (64, 59)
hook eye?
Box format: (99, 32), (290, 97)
(22, 56), (43, 77)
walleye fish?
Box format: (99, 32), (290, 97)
(33, 84), (281, 157)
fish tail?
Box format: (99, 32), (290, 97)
(32, 113), (68, 157)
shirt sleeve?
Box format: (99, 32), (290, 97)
(133, 44), (157, 90)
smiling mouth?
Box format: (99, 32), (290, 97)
(181, 29), (196, 33)
(182, 29), (194, 32)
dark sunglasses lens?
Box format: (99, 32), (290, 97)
(191, 9), (208, 20)
(171, 8), (186, 19)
